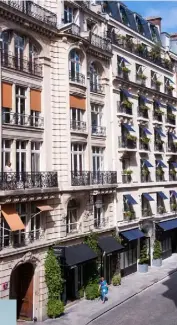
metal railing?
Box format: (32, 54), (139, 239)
(117, 102), (133, 115)
(1, 51), (42, 77)
(71, 171), (117, 186)
(0, 0), (57, 27)
(118, 137), (137, 149)
(151, 82), (161, 92)
(70, 120), (86, 132)
(94, 218), (109, 229)
(165, 87), (173, 97)
(0, 171), (58, 190)
(66, 23), (81, 36)
(69, 71), (85, 84)
(0, 229), (44, 250)
(90, 82), (104, 94)
(169, 173), (177, 181)
(137, 107), (149, 119)
(90, 32), (112, 53)
(153, 112), (163, 122)
(2, 111), (44, 128)
(91, 125), (106, 136)
(165, 114), (176, 125)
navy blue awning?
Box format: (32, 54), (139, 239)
(120, 57), (130, 65)
(169, 133), (177, 140)
(98, 236), (124, 254)
(123, 123), (135, 132)
(167, 78), (175, 85)
(143, 127), (152, 135)
(124, 194), (138, 205)
(155, 128), (166, 137)
(121, 89), (133, 98)
(120, 228), (145, 241)
(157, 191), (168, 200)
(140, 95), (151, 104)
(155, 100), (166, 108)
(158, 219), (177, 231)
(171, 190), (177, 198)
(143, 193), (154, 201)
(156, 160), (167, 168)
(171, 162), (177, 168)
(142, 160), (153, 168)
(167, 104), (177, 112)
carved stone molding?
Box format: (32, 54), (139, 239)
(1, 193), (58, 204)
(11, 251), (40, 271)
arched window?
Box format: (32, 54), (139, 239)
(69, 49), (81, 82)
(14, 34), (25, 70)
(136, 16), (144, 35)
(1, 31), (10, 66)
(66, 199), (78, 234)
(90, 62), (101, 93)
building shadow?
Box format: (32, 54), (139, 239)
(161, 270), (177, 308)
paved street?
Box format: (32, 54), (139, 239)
(91, 272), (177, 325)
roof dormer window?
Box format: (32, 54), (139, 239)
(136, 16), (144, 35)
(120, 6), (129, 26)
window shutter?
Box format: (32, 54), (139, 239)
(30, 89), (41, 112)
(2, 82), (12, 109)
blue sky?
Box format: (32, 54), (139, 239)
(124, 1), (177, 33)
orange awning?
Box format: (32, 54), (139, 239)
(36, 201), (53, 212)
(1, 204), (25, 231)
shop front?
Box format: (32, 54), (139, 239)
(156, 218), (177, 259)
(97, 235), (124, 284)
(53, 243), (97, 304)
(119, 228), (145, 277)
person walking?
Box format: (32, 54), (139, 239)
(99, 277), (108, 303)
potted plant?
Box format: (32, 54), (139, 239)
(158, 205), (165, 214)
(156, 168), (164, 176)
(127, 134), (137, 141)
(137, 73), (147, 80)
(123, 169), (133, 175)
(112, 273), (121, 286)
(122, 99), (132, 109)
(167, 85), (174, 91)
(121, 66), (130, 73)
(155, 80), (162, 86)
(164, 58), (171, 69)
(140, 105), (149, 111)
(155, 108), (164, 115)
(141, 168), (149, 176)
(141, 137), (150, 144)
(136, 43), (145, 53)
(138, 243), (149, 273)
(150, 45), (161, 60)
(152, 240), (162, 267)
(171, 203), (177, 211)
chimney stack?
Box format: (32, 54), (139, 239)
(146, 16), (162, 32)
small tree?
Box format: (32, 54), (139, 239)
(45, 248), (64, 318)
(153, 240), (162, 260)
(139, 243), (149, 265)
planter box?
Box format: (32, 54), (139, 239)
(138, 264), (148, 273)
(152, 258), (162, 267)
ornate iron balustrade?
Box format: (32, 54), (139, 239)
(69, 71), (85, 84)
(91, 125), (106, 137)
(0, 0), (57, 27)
(0, 172), (58, 190)
(2, 111), (44, 128)
(117, 102), (133, 115)
(90, 32), (112, 53)
(1, 51), (42, 77)
(70, 120), (86, 132)
(0, 229), (44, 250)
(118, 137), (137, 149)
(90, 82), (103, 94)
(71, 171), (117, 186)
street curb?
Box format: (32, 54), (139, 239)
(85, 268), (177, 325)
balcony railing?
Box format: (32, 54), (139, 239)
(156, 173), (165, 182)
(165, 114), (176, 126)
(1, 51), (42, 77)
(90, 82), (103, 94)
(69, 71), (85, 85)
(118, 137), (137, 149)
(117, 102), (133, 115)
(0, 0), (57, 27)
(0, 172), (58, 190)
(90, 32), (112, 53)
(0, 229), (44, 250)
(70, 120), (86, 132)
(2, 112), (44, 128)
(111, 36), (173, 72)
(91, 125), (106, 137)
(165, 87), (173, 97)
(71, 171), (117, 186)
(154, 142), (164, 152)
(122, 174), (132, 183)
(137, 107), (149, 119)
(66, 23), (81, 36)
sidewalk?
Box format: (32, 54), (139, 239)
(30, 254), (177, 325)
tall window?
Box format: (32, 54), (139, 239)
(15, 86), (26, 125)
(31, 142), (40, 172)
(29, 42), (38, 72)
(14, 34), (25, 70)
(93, 195), (104, 228)
(1, 139), (12, 172)
(70, 108), (83, 122)
(13, 202), (27, 246)
(91, 104), (103, 132)
(92, 147), (104, 172)
(1, 31), (9, 66)
(30, 202), (41, 240)
(69, 49), (81, 80)
(90, 63), (100, 92)
(71, 144), (85, 172)
(64, 5), (73, 23)
(66, 199), (78, 233)
(16, 141), (27, 173)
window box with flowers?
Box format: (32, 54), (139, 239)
(171, 203), (177, 211)
(155, 108), (164, 115)
(140, 105), (150, 111)
(137, 73), (147, 80)
(156, 168), (164, 176)
(167, 85), (175, 91)
(123, 169), (133, 175)
(126, 134), (137, 141)
(155, 80), (162, 86)
(141, 137), (150, 144)
(122, 99), (132, 109)
(141, 168), (149, 176)
(121, 66), (130, 73)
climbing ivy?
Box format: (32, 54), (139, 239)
(84, 232), (99, 253)
(112, 229), (122, 244)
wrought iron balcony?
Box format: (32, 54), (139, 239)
(137, 107), (149, 119)
(0, 229), (45, 250)
(90, 32), (112, 53)
(1, 51), (42, 77)
(165, 114), (176, 126)
(0, 0), (57, 27)
(69, 71), (85, 85)
(2, 111), (44, 128)
(91, 125), (106, 137)
(71, 171), (117, 186)
(118, 137), (137, 149)
(70, 120), (86, 132)
(90, 82), (103, 94)
(117, 102), (133, 115)
(0, 172), (58, 190)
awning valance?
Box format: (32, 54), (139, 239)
(123, 123), (135, 132)
(124, 194), (138, 205)
(155, 128), (166, 137)
(158, 219), (177, 231)
(156, 160), (167, 168)
(143, 127), (152, 135)
(98, 236), (124, 254)
(121, 89), (133, 98)
(120, 228), (145, 241)
(157, 191), (168, 200)
(1, 204), (25, 231)
(142, 160), (153, 168)
(143, 193), (154, 201)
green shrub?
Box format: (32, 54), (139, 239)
(139, 244), (149, 265)
(85, 283), (99, 300)
(112, 274), (121, 286)
(78, 287), (84, 299)
(47, 299), (64, 318)
(153, 240), (162, 260)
